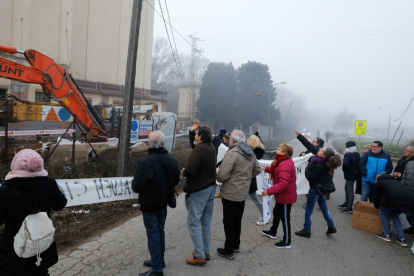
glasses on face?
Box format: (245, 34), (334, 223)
(371, 146), (380, 148)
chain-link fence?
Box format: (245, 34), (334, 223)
(0, 111), (102, 170)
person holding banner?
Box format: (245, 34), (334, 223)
(245, 134), (266, 226)
(294, 131), (342, 238)
(261, 143), (297, 249)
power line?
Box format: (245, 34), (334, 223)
(391, 94), (414, 121)
(156, 0), (190, 94)
(145, 0), (237, 84)
(163, 0), (184, 80)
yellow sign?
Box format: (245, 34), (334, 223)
(355, 120), (366, 135)
(63, 98), (71, 105)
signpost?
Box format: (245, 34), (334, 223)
(355, 120), (366, 148)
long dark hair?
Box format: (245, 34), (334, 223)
(324, 147), (342, 170)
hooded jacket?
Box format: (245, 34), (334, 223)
(217, 142), (262, 201)
(402, 161), (414, 193)
(342, 152), (360, 181)
(374, 174), (414, 210)
(358, 150), (393, 184)
(265, 158), (297, 204)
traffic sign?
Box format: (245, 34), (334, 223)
(355, 120), (366, 135)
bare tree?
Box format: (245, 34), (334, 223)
(334, 110), (356, 132)
(151, 37), (179, 90)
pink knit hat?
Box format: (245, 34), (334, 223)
(5, 149), (48, 180)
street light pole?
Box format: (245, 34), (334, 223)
(285, 101), (303, 131)
(269, 82), (286, 141)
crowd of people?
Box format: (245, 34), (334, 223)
(1, 125), (414, 276)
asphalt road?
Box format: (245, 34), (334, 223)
(50, 136), (414, 276)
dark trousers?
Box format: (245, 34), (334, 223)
(270, 202), (292, 244)
(142, 209), (167, 273)
(222, 198), (245, 254)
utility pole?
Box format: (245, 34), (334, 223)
(187, 34), (203, 124)
(117, 0), (143, 177)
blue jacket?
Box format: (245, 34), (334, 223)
(342, 152), (360, 181)
(358, 150), (393, 184)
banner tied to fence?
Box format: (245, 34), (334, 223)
(46, 152), (312, 207)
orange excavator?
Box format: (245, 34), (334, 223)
(0, 44), (110, 138)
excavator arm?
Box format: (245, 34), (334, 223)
(0, 44), (109, 137)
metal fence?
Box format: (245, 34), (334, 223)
(0, 111), (100, 166)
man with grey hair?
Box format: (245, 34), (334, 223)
(216, 130), (262, 260)
(132, 131), (180, 276)
(393, 146), (414, 179)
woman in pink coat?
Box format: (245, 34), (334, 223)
(261, 143), (297, 249)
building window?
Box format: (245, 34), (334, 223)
(180, 123), (183, 130)
(35, 92), (51, 102)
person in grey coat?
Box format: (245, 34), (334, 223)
(401, 161), (414, 233)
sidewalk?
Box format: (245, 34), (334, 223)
(50, 138), (414, 275)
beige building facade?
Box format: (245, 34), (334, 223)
(0, 0), (169, 112)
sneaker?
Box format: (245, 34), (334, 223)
(192, 252), (210, 261)
(262, 230), (277, 239)
(396, 238), (408, 247)
(377, 233), (391, 242)
(295, 229), (311, 238)
(214, 193), (221, 198)
(326, 227), (337, 235)
(233, 248), (240, 253)
(341, 208), (353, 214)
(337, 203), (347, 209)
(216, 248), (235, 260)
(256, 218), (266, 226)
(274, 241), (292, 249)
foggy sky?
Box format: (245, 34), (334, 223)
(152, 0), (414, 132)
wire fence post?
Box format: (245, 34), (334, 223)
(2, 110), (8, 161)
(72, 115), (76, 165)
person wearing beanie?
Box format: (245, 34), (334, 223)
(0, 149), (67, 276)
(339, 141), (361, 214)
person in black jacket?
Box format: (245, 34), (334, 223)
(293, 131), (342, 238)
(132, 131), (180, 276)
(212, 129), (227, 153)
(374, 174), (414, 247)
(299, 137), (324, 157)
(339, 141), (360, 214)
(0, 149), (67, 276)
(181, 126), (217, 265)
(246, 134), (266, 226)
(393, 146), (414, 179)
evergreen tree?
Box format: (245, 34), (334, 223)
(196, 62), (237, 128)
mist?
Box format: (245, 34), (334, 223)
(152, 0), (414, 141)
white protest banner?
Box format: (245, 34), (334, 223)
(260, 171), (274, 224)
(56, 177), (136, 207)
(215, 143), (229, 186)
(257, 153), (312, 195)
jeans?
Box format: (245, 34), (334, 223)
(406, 211), (414, 229)
(304, 187), (335, 232)
(361, 182), (375, 202)
(344, 180), (355, 209)
(185, 185), (216, 259)
(248, 192), (263, 217)
(142, 209), (167, 273)
(222, 198), (245, 254)
(270, 203), (292, 244)
(379, 206), (407, 240)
